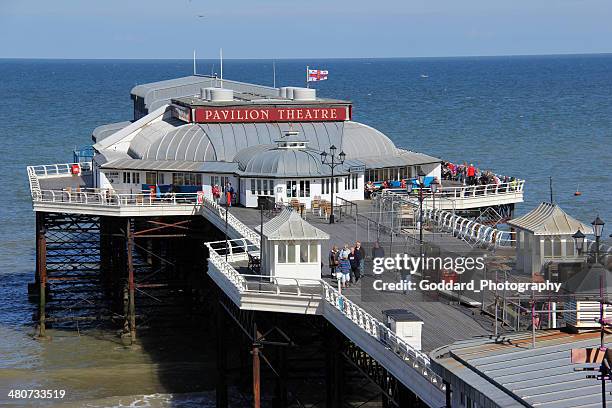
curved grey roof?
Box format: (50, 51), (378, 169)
(129, 120), (217, 162)
(239, 147), (336, 177)
(127, 119), (399, 164)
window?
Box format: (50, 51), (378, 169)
(300, 244), (308, 263)
(122, 172), (131, 184)
(351, 173), (358, 190)
(172, 173), (183, 185)
(335, 177), (340, 193)
(145, 172), (156, 185)
(263, 180), (268, 195)
(345, 176), (349, 190)
(287, 181), (297, 198)
(172, 173), (202, 185)
(278, 243), (297, 263)
(257, 179), (262, 195)
(221, 176), (230, 190)
(278, 244), (286, 263)
(250, 179), (256, 194)
(309, 243), (318, 263)
(321, 178), (332, 195)
(211, 175), (220, 186)
(299, 180), (310, 197)
(133, 172), (140, 185)
(287, 244), (296, 263)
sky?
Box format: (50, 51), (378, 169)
(1, 0), (611, 59)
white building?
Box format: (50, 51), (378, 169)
(256, 208), (329, 284)
(90, 75), (442, 209)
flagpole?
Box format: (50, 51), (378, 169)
(273, 60), (276, 88)
(306, 65), (309, 88)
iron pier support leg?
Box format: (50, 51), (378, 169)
(127, 219), (136, 342)
(274, 346), (288, 408)
(252, 324), (261, 408)
(36, 212), (47, 338)
(216, 298), (228, 408)
(326, 324), (344, 408)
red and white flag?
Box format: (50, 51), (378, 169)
(307, 68), (328, 82)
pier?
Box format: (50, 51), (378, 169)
(26, 156), (526, 407)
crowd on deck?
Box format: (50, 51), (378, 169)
(442, 161), (517, 187)
(326, 241), (385, 288)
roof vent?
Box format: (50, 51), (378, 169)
(210, 88), (234, 102)
(201, 87), (216, 100)
(292, 87), (316, 101)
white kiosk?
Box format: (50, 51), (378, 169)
(508, 202), (593, 280)
(257, 209), (329, 285)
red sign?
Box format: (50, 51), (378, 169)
(193, 106), (350, 123)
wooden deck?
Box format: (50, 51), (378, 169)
(229, 202), (500, 352)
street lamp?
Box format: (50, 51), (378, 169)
(572, 230), (586, 255)
(572, 215), (605, 263)
(592, 216), (605, 263)
(416, 170), (426, 255)
(430, 178), (440, 231)
(320, 145), (346, 224)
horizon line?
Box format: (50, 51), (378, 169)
(1, 51), (612, 61)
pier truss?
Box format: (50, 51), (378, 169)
(215, 288), (427, 408)
(33, 211), (219, 342)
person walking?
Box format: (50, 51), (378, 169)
(348, 246), (361, 284)
(338, 253), (351, 289)
(339, 244), (350, 260)
(328, 245), (339, 279)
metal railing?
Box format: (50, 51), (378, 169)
(27, 162), (92, 178)
(205, 240), (445, 393)
(321, 281), (444, 391)
(424, 207), (515, 248)
(200, 197), (261, 246)
(383, 179), (524, 201)
(379, 190), (515, 248)
(35, 189), (200, 207)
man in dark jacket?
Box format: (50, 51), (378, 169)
(348, 246), (361, 283)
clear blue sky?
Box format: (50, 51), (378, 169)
(1, 0), (611, 59)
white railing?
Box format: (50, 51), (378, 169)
(27, 162), (92, 178)
(384, 179), (524, 201)
(200, 196), (261, 246)
(35, 189), (201, 207)
(424, 207), (515, 248)
(205, 240), (445, 393)
(321, 281), (445, 391)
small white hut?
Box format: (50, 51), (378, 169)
(256, 209), (329, 285)
(508, 202), (593, 279)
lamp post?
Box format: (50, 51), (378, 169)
(430, 178), (440, 232)
(572, 216), (605, 263)
(592, 216), (605, 264)
(320, 145), (346, 224)
(417, 170), (426, 256)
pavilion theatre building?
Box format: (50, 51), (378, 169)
(91, 75), (441, 208)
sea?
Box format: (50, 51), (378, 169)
(1, 55), (611, 406)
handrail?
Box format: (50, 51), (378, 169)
(35, 189), (200, 207)
(27, 161), (92, 178)
(200, 196), (261, 246)
(205, 241), (445, 393)
(383, 179), (524, 200)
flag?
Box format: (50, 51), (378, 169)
(307, 69), (328, 82)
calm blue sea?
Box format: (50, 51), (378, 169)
(0, 55), (611, 404)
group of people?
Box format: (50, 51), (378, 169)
(211, 182), (235, 206)
(328, 242), (364, 288)
(327, 241), (385, 288)
(442, 161), (517, 187)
